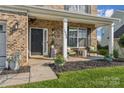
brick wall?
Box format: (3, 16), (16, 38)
(0, 12), (28, 66)
(91, 5), (97, 15)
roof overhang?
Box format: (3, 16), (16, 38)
(0, 5), (120, 27)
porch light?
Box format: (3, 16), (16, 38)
(12, 21), (19, 32)
(51, 28), (55, 39)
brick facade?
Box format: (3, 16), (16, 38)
(0, 12), (28, 66)
(91, 5), (97, 15)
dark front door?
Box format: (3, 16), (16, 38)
(31, 28), (43, 55)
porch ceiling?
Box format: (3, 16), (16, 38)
(0, 5), (120, 27)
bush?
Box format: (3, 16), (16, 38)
(97, 41), (108, 50)
(98, 49), (108, 56)
(97, 43), (109, 56)
(113, 49), (119, 58)
(119, 34), (124, 47)
(104, 54), (113, 62)
(54, 55), (65, 66)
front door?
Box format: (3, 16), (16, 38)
(31, 28), (43, 55)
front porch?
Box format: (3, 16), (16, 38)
(28, 18), (97, 59)
(28, 18), (115, 60)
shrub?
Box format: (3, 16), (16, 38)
(97, 43), (109, 56)
(119, 34), (124, 47)
(97, 41), (108, 50)
(54, 55), (65, 66)
(113, 49), (119, 58)
(98, 49), (108, 56)
(104, 54), (113, 62)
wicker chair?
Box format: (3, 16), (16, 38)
(67, 48), (76, 56)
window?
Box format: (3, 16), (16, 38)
(68, 29), (77, 47)
(78, 29), (87, 47)
(68, 28), (87, 48)
(64, 5), (91, 14)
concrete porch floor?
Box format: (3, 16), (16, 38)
(0, 59), (57, 87)
(67, 55), (104, 62)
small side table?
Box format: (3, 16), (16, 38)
(77, 48), (87, 57)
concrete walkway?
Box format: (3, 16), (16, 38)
(0, 59), (57, 87)
(29, 59), (57, 82)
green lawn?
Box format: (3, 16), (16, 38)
(10, 66), (124, 88)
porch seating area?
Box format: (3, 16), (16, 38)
(67, 46), (98, 58)
(67, 48), (87, 57)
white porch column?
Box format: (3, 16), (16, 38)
(109, 23), (114, 56)
(63, 18), (68, 60)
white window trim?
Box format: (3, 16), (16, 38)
(68, 27), (87, 48)
(43, 28), (48, 55)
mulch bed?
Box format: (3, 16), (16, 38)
(0, 66), (30, 75)
(49, 61), (124, 74)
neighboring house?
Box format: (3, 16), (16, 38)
(100, 10), (124, 57)
(100, 10), (124, 47)
(0, 5), (118, 68)
(114, 23), (124, 58)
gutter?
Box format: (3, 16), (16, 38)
(0, 6), (28, 13)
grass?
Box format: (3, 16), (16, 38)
(9, 66), (124, 88)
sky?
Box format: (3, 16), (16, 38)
(97, 5), (124, 41)
(97, 5), (124, 10)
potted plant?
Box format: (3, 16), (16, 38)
(7, 56), (15, 70)
(7, 52), (21, 71)
(104, 54), (113, 62)
(50, 30), (56, 57)
(54, 55), (65, 67)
